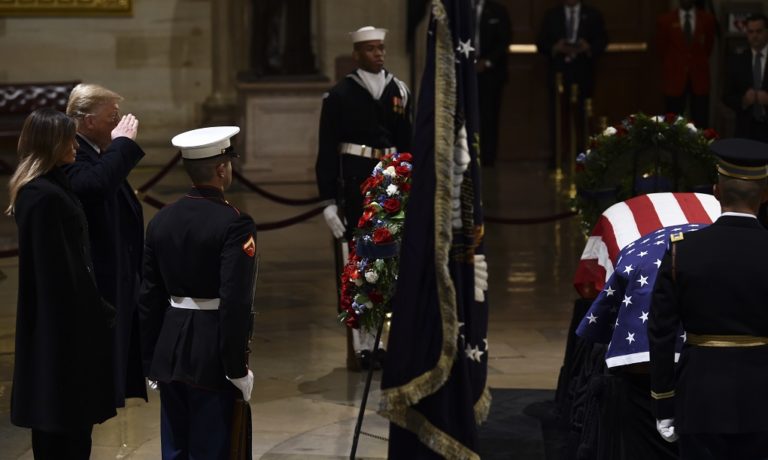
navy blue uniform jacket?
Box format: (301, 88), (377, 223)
(63, 134), (147, 406)
(139, 186), (257, 389)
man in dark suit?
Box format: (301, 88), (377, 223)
(316, 26), (412, 370)
(536, 0), (607, 168)
(65, 83), (147, 407)
(139, 126), (256, 459)
(649, 138), (768, 459)
(475, 0), (510, 167)
(656, 0), (717, 128)
(725, 13), (768, 142)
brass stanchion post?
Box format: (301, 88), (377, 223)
(569, 83), (579, 199)
(554, 73), (564, 180)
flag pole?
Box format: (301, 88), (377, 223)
(349, 318), (385, 460)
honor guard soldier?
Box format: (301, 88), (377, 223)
(315, 25), (413, 370)
(649, 138), (768, 459)
(139, 126), (257, 459)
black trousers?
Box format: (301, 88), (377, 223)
(477, 72), (505, 167)
(32, 426), (93, 460)
(679, 432), (768, 460)
(665, 81), (709, 129)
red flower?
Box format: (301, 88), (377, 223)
(357, 208), (375, 228)
(372, 227), (393, 244)
(664, 112), (677, 124)
(628, 115), (636, 125)
(703, 128), (719, 140)
(395, 164), (411, 176)
(382, 198), (401, 213)
(360, 176), (377, 195)
(344, 314), (359, 329)
(401, 182), (412, 193)
(398, 152), (413, 162)
(368, 290), (384, 304)
(616, 126), (628, 137)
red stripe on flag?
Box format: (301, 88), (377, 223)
(626, 194), (663, 237)
(600, 216), (620, 262)
(674, 193), (713, 224)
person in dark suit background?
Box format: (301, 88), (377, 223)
(475, 0), (510, 167)
(656, 0), (717, 129)
(725, 13), (768, 143)
(8, 108), (116, 459)
(65, 83), (147, 407)
(139, 126), (256, 459)
(536, 0), (607, 168)
(649, 138), (768, 459)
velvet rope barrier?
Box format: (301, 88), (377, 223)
(484, 210), (577, 225)
(232, 170), (324, 206)
(136, 152), (182, 193)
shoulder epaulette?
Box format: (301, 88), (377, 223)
(670, 232), (684, 242)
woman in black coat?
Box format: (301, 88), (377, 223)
(7, 108), (116, 459)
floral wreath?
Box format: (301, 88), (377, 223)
(575, 113), (719, 232)
(339, 152), (413, 331)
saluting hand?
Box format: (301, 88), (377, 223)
(112, 113), (139, 141)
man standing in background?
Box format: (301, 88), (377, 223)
(656, 0), (717, 129)
(65, 83), (147, 407)
(475, 0), (511, 167)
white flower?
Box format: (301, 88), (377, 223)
(383, 166), (396, 177)
(386, 184), (399, 196)
(686, 122), (697, 132)
(365, 270), (379, 283)
(652, 115), (664, 123)
(603, 126), (617, 136)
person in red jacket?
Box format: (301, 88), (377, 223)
(656, 0), (717, 128)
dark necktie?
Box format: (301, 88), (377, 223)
(754, 52), (765, 119)
(683, 12), (692, 44)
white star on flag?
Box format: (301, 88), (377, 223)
(623, 264), (634, 274)
(681, 331), (687, 342)
(622, 295), (633, 307)
(638, 251), (648, 257)
(655, 240), (666, 245)
(639, 311), (649, 323)
(626, 332), (636, 344)
(637, 275), (649, 287)
(654, 259), (662, 268)
(587, 313), (598, 324)
(456, 39), (475, 59)
(605, 286), (616, 296)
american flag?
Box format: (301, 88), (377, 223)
(576, 223), (706, 367)
(573, 192), (720, 298)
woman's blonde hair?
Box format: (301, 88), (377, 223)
(6, 108), (76, 215)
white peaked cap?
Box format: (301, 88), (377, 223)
(172, 126), (240, 160)
(350, 26), (387, 43)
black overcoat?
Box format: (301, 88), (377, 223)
(139, 186), (257, 389)
(11, 168), (116, 432)
(724, 50), (768, 142)
(63, 134), (147, 406)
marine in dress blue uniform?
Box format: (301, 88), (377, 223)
(649, 138), (768, 459)
(139, 126), (257, 459)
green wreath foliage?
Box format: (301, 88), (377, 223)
(574, 113), (719, 232)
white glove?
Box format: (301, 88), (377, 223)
(147, 379), (159, 391)
(323, 204), (346, 239)
(474, 254), (488, 302)
(227, 369), (254, 402)
(656, 418), (678, 443)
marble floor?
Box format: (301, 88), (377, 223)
(0, 159), (585, 459)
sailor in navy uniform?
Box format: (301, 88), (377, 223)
(316, 26), (412, 370)
(649, 138), (768, 459)
(138, 126), (257, 459)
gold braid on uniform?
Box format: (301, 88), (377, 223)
(378, 2), (482, 459)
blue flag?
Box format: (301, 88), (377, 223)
(576, 224), (700, 367)
(379, 1), (489, 458)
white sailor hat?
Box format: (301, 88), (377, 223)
(350, 26), (387, 44)
(171, 126), (240, 160)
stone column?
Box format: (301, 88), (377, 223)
(202, 0), (241, 125)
